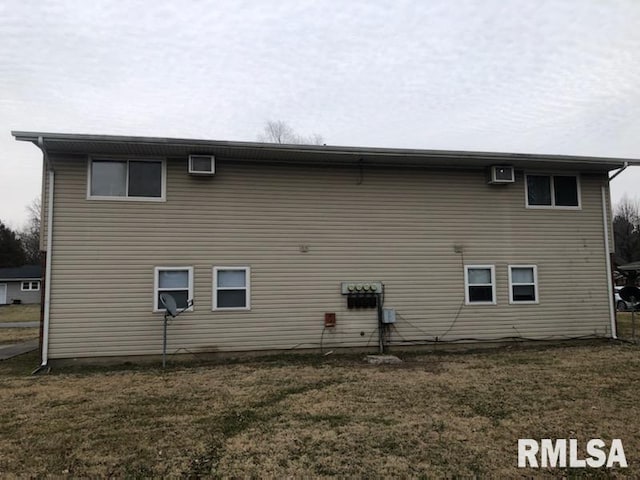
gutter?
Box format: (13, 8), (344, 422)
(36, 136), (54, 369)
(12, 130), (640, 168)
(0, 278), (41, 282)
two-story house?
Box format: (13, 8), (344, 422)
(13, 131), (634, 366)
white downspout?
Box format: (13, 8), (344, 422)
(39, 136), (54, 366)
(601, 185), (616, 339)
(609, 161), (629, 181)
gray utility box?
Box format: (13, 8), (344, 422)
(382, 308), (396, 324)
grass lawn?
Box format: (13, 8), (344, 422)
(0, 342), (638, 477)
(0, 327), (38, 345)
(0, 305), (39, 345)
(0, 304), (40, 323)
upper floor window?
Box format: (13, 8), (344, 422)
(525, 174), (580, 208)
(88, 158), (165, 200)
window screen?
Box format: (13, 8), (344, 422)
(526, 175), (552, 206)
(129, 161), (162, 197)
(91, 161), (127, 196)
(553, 176), (578, 206)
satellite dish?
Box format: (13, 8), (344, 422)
(620, 286), (640, 303)
(160, 293), (178, 317)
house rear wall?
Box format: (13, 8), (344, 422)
(3, 281), (41, 305)
(44, 156), (613, 359)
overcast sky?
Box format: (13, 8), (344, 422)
(1, 0), (639, 228)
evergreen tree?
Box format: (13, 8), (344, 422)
(0, 220), (26, 267)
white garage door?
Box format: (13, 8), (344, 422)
(0, 284), (6, 304)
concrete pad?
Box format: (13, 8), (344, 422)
(0, 339), (39, 360)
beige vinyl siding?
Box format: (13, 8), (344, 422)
(46, 155), (613, 359)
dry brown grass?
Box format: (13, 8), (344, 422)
(0, 327), (38, 345)
(0, 304), (40, 322)
(0, 342), (639, 477)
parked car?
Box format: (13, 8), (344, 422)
(615, 286), (639, 311)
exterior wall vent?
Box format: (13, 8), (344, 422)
(188, 155), (215, 175)
(489, 165), (514, 184)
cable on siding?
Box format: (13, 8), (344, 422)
(387, 333), (608, 345)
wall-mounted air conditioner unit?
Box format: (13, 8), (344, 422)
(489, 165), (514, 184)
(188, 155), (215, 175)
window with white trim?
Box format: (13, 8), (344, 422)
(154, 267), (193, 312)
(89, 159), (165, 200)
(21, 281), (40, 291)
(509, 265), (538, 304)
(525, 174), (580, 208)
(213, 267), (250, 310)
(464, 265), (496, 305)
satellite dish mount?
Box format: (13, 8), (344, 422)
(159, 293), (193, 368)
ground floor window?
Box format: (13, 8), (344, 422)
(213, 266), (251, 310)
(464, 265), (496, 305)
(509, 265), (538, 303)
(154, 267), (193, 311)
(21, 281), (40, 291)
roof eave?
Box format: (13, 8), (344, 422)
(12, 130), (640, 170)
(0, 277), (41, 281)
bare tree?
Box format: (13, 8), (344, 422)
(20, 197), (41, 265)
(613, 195), (640, 265)
(258, 120), (324, 145)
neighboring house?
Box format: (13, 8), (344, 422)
(617, 260), (640, 289)
(12, 131), (639, 366)
(618, 261), (640, 275)
(0, 265), (42, 305)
